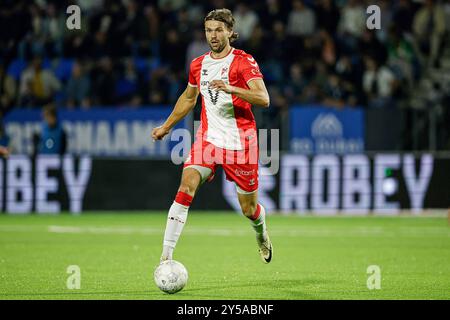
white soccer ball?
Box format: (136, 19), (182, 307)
(154, 260), (188, 294)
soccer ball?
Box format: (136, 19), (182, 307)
(154, 260), (188, 294)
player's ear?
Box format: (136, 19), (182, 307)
(227, 29), (233, 40)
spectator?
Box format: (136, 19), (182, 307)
(147, 67), (170, 104)
(137, 5), (161, 57)
(34, 104), (67, 156)
(363, 56), (398, 108)
(245, 24), (266, 61)
(335, 56), (361, 85)
(185, 30), (210, 73)
(313, 61), (330, 96)
(386, 26), (416, 88)
(160, 29), (187, 73)
(76, 0), (104, 13)
(259, 0), (288, 31)
(316, 0), (340, 35)
(358, 30), (388, 65)
(445, 0), (450, 32)
(91, 56), (116, 105)
(268, 21), (290, 63)
(233, 3), (259, 42)
(142, 5), (160, 41)
(66, 61), (91, 109)
(19, 56), (61, 107)
(117, 0), (145, 56)
(393, 0), (415, 35)
(319, 30), (337, 67)
(284, 63), (307, 104)
(321, 73), (349, 109)
(0, 0), (446, 117)
(41, 3), (66, 58)
(158, 0), (187, 12)
(376, 0), (394, 43)
(176, 8), (193, 40)
(0, 66), (17, 114)
(413, 0), (446, 67)
(338, 0), (366, 38)
(335, 55), (363, 104)
(286, 0), (316, 37)
(116, 58), (143, 106)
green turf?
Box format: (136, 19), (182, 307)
(0, 212), (449, 300)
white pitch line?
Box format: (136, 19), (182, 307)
(0, 225), (45, 232)
(0, 224), (448, 237)
(44, 225), (450, 237)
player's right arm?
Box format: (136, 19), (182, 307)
(151, 85), (199, 141)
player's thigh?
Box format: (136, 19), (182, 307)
(179, 167), (202, 195)
(222, 160), (258, 196)
(237, 190), (258, 217)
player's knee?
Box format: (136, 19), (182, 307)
(241, 202), (257, 218)
(178, 183), (195, 196)
(179, 175), (200, 196)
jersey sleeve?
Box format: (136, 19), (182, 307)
(240, 54), (263, 84)
(188, 60), (198, 87)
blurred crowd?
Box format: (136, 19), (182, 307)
(0, 0), (449, 115)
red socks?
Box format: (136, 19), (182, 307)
(175, 191), (193, 207)
(250, 204), (261, 221)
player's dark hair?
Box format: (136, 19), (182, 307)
(204, 8), (239, 43)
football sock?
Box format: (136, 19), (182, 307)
(248, 203), (267, 241)
(161, 191), (192, 261)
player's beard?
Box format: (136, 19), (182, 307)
(209, 39), (226, 54)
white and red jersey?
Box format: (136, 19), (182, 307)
(188, 48), (264, 150)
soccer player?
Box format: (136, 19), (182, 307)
(152, 8), (273, 264)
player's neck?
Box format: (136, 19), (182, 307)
(210, 45), (233, 59)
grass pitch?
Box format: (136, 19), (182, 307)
(0, 212), (449, 300)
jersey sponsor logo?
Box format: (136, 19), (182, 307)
(235, 168), (255, 176)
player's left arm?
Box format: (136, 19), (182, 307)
(209, 78), (270, 108)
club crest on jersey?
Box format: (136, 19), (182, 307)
(220, 66), (229, 81)
(221, 66), (228, 76)
(202, 69), (208, 76)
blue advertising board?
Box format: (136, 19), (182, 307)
(3, 107), (190, 156)
(290, 105), (365, 154)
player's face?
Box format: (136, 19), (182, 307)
(43, 112), (56, 127)
(204, 20), (232, 53)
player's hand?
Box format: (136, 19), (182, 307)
(0, 146), (10, 158)
(209, 80), (234, 94)
(152, 126), (170, 141)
